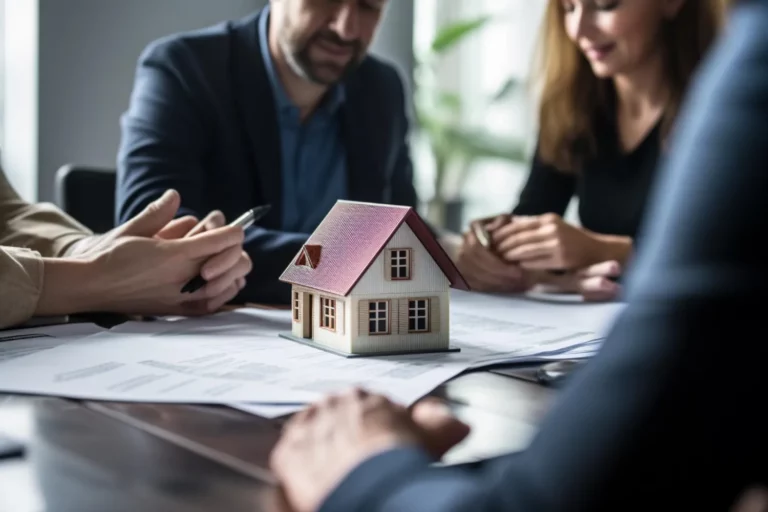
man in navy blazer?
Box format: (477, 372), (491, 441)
(116, 0), (414, 304)
(270, 1), (768, 511)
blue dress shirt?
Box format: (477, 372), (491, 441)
(258, 7), (348, 233)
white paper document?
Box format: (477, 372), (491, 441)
(0, 333), (317, 403)
(451, 289), (625, 335)
(0, 293), (615, 414)
(0, 323), (105, 363)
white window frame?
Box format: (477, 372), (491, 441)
(368, 301), (390, 335)
(408, 299), (430, 333)
(320, 297), (336, 331)
(292, 291), (301, 322)
(389, 249), (411, 280)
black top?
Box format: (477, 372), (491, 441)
(513, 118), (662, 239)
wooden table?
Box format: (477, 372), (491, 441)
(0, 370), (555, 512)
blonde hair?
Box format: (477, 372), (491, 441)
(534, 0), (725, 172)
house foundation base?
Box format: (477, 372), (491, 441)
(278, 333), (461, 358)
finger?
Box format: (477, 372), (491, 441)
(503, 240), (559, 263)
(344, 387), (369, 400)
(237, 277), (246, 290)
(532, 271), (580, 293)
(154, 215), (199, 240)
(269, 486), (296, 512)
(317, 392), (342, 410)
(118, 189), (181, 238)
(411, 398), (470, 458)
(460, 232), (525, 289)
(206, 282), (241, 312)
(467, 236), (525, 279)
(288, 403), (317, 426)
(491, 216), (543, 245)
(196, 255), (252, 298)
(495, 228), (554, 255)
(179, 283), (237, 316)
(176, 225), (245, 258)
(485, 214), (511, 232)
(519, 256), (562, 270)
(476, 254), (526, 288)
(578, 260), (622, 279)
(185, 210), (226, 238)
(579, 276), (621, 302)
(459, 248), (517, 290)
(199, 245), (243, 281)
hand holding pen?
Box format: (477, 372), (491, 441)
(180, 205), (271, 294)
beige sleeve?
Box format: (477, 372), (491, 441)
(0, 168), (91, 257)
(0, 246), (44, 329)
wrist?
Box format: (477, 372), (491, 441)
(36, 257), (103, 316)
(590, 233), (633, 265)
(61, 234), (104, 258)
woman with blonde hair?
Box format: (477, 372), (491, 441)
(457, 0), (724, 300)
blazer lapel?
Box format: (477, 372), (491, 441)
(228, 10), (283, 228)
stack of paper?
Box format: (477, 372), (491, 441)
(0, 291), (624, 418)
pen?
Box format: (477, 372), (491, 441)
(181, 205), (271, 294)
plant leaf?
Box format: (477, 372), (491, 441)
(430, 16), (491, 54)
(490, 77), (522, 103)
(445, 127), (529, 162)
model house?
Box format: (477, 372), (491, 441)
(279, 200), (469, 356)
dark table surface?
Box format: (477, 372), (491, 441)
(0, 368), (556, 512)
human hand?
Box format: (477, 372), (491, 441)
(270, 389), (469, 512)
(533, 260), (623, 302)
(81, 191), (250, 315)
(165, 208), (252, 308)
(492, 213), (604, 271)
(456, 215), (528, 293)
(64, 191), (251, 314)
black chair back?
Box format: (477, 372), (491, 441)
(54, 164), (116, 234)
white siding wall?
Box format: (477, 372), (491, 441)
(350, 292), (450, 354)
(351, 224), (449, 296)
(349, 224), (452, 354)
(297, 288), (351, 353)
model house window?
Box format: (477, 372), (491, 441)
(368, 301), (389, 334)
(292, 292), (300, 321)
(321, 297), (336, 331)
(408, 299), (429, 332)
(389, 249), (411, 280)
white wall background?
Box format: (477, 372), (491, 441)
(1, 0), (414, 203)
(1, 0), (568, 227)
(412, 0), (578, 229)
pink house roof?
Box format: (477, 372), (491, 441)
(279, 201), (469, 297)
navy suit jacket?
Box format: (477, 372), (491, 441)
(116, 10), (417, 304)
(319, 3), (768, 511)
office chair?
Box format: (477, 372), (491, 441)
(54, 164), (116, 234)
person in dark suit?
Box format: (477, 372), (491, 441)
(269, 1), (768, 510)
(116, 0), (414, 304)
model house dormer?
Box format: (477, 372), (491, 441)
(295, 244), (321, 269)
(278, 200), (469, 357)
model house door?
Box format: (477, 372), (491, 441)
(303, 294), (314, 338)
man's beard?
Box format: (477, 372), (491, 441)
(283, 30), (363, 86)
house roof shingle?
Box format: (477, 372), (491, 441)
(279, 201), (469, 297)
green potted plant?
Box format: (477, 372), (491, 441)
(413, 15), (531, 231)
